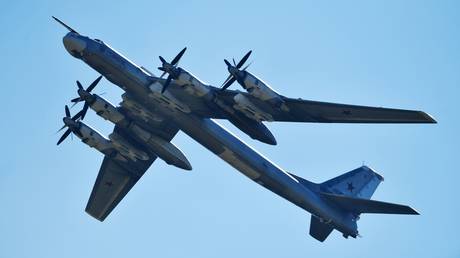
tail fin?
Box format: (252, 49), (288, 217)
(320, 166), (383, 199)
(295, 166), (419, 241)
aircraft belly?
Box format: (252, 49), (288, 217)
(167, 113), (323, 211)
(176, 116), (354, 232)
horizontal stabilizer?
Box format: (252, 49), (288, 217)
(320, 192), (419, 215)
(310, 215), (334, 242)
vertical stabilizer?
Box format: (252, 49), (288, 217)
(320, 166), (383, 199)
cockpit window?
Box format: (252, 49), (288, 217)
(94, 39), (103, 43)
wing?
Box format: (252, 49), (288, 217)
(276, 97), (436, 123)
(208, 90), (436, 123)
(85, 123), (179, 221)
(85, 154), (156, 221)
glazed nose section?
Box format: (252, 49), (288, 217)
(63, 33), (87, 58)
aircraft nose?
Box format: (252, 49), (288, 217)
(63, 33), (87, 57)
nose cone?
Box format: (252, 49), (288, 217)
(228, 66), (237, 75)
(78, 89), (92, 100)
(63, 32), (87, 58)
(63, 117), (76, 127)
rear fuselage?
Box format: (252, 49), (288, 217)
(61, 32), (358, 237)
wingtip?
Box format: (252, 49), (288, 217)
(409, 207), (420, 215)
(419, 111), (437, 124)
(85, 208), (106, 222)
(400, 205), (420, 215)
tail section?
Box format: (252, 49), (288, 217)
(300, 166), (419, 242)
(320, 166), (383, 199)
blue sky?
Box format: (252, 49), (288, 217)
(1, 0), (458, 257)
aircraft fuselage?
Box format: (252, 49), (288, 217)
(61, 32), (358, 238)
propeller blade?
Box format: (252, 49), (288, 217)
(65, 105), (70, 117)
(86, 75), (103, 92)
(80, 103), (89, 120)
(57, 124), (67, 133)
(224, 59), (232, 67)
(57, 128), (72, 145)
(52, 16), (79, 34)
(232, 58), (236, 66)
(241, 61), (252, 71)
(71, 97), (81, 103)
(157, 67), (167, 78)
(221, 74), (233, 87)
(72, 110), (82, 121)
(236, 50), (252, 69)
(170, 47), (187, 66)
(221, 77), (236, 90)
(70, 102), (79, 109)
(162, 75), (172, 93)
(76, 80), (83, 90)
(159, 56), (167, 64)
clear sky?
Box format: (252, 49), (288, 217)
(1, 0), (458, 257)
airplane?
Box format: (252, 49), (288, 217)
(53, 17), (435, 242)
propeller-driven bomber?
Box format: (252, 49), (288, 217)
(53, 16), (436, 241)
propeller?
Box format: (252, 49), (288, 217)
(57, 105), (83, 145)
(157, 47), (187, 93)
(221, 50), (252, 91)
(70, 76), (103, 120)
(52, 16), (79, 34)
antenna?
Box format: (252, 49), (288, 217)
(52, 16), (79, 34)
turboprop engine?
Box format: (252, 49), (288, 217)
(57, 105), (146, 163)
(68, 77), (191, 170)
(220, 51), (289, 112)
(157, 47), (211, 98)
(70, 76), (125, 123)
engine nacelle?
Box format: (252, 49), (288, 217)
(233, 93), (274, 122)
(241, 72), (289, 112)
(74, 121), (147, 163)
(175, 69), (211, 97)
(78, 123), (113, 152)
(90, 95), (125, 123)
(109, 133), (149, 162)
